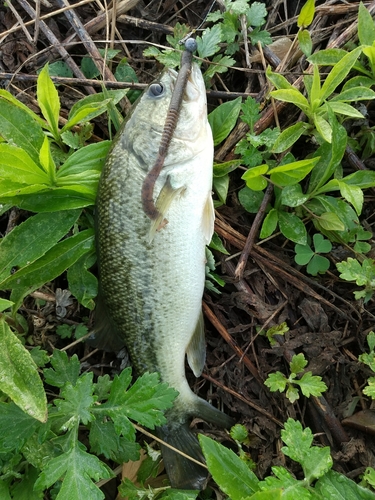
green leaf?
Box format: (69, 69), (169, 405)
(316, 211), (345, 231)
(39, 136), (56, 183)
(290, 353), (308, 374)
(281, 184), (309, 207)
(297, 371), (328, 398)
(295, 243), (314, 266)
(246, 2), (268, 27)
(314, 113), (332, 142)
(242, 165), (269, 190)
(298, 29), (313, 57)
(315, 469), (375, 499)
(325, 102), (365, 118)
(37, 64), (60, 139)
(199, 434), (259, 499)
(213, 159), (242, 177)
(0, 298), (14, 312)
(337, 258), (375, 286)
(264, 372), (287, 393)
(270, 89), (311, 115)
(44, 350), (80, 388)
(209, 232), (230, 255)
(0, 209), (80, 285)
(319, 47), (362, 102)
(197, 25), (222, 59)
(278, 211), (307, 245)
(330, 86), (375, 102)
(297, 0), (315, 28)
(34, 435), (113, 500)
(239, 186), (265, 213)
(67, 252), (98, 309)
(240, 96), (261, 131)
(0, 401), (42, 451)
(208, 97), (241, 145)
(48, 61), (74, 78)
(2, 229), (94, 297)
(281, 418), (313, 461)
(0, 97), (45, 164)
(0, 318), (47, 422)
(272, 122), (308, 153)
(358, 2), (375, 46)
(269, 157), (319, 186)
(213, 174), (230, 203)
(266, 66), (294, 90)
(338, 181), (363, 215)
(313, 233), (332, 253)
(0, 143), (49, 188)
(343, 170), (375, 189)
(260, 208), (278, 238)
(54, 373), (96, 427)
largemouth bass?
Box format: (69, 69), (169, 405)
(94, 63), (233, 489)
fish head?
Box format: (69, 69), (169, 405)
(123, 63), (211, 170)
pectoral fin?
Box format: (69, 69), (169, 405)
(186, 311), (206, 377)
(148, 175), (185, 242)
(202, 193), (215, 244)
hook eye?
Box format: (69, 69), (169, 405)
(148, 82), (165, 98)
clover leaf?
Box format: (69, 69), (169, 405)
(295, 233), (332, 275)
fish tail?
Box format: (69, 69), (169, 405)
(157, 422), (208, 490)
(157, 396), (234, 489)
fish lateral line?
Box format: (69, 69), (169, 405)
(141, 40), (196, 221)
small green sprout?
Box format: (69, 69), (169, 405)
(265, 353), (327, 403)
(336, 257), (375, 302)
(359, 331), (375, 399)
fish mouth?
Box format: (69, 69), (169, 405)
(167, 63), (203, 103)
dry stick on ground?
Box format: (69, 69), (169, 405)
(54, 0), (117, 83)
(15, 0), (96, 94)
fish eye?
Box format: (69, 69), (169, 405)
(148, 83), (164, 98)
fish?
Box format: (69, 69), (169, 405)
(94, 62), (234, 490)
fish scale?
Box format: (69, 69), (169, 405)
(94, 63), (234, 489)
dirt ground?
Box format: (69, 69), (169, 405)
(1, 0), (375, 495)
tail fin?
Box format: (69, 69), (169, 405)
(157, 396), (235, 490)
(157, 423), (208, 490)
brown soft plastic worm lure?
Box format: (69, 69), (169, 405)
(141, 38), (198, 220)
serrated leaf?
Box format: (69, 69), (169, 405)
(259, 467), (306, 499)
(67, 252), (98, 309)
(197, 25), (222, 59)
(44, 350), (80, 388)
(246, 2), (268, 27)
(298, 0), (315, 27)
(297, 371), (328, 397)
(290, 353), (308, 374)
(264, 372), (287, 393)
(278, 211), (307, 245)
(37, 65), (60, 139)
(199, 434), (259, 499)
(0, 318), (47, 422)
(204, 54), (236, 79)
(89, 419), (140, 462)
(336, 258), (375, 286)
(281, 418), (313, 462)
(208, 97), (241, 145)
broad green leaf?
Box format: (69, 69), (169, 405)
(297, 0), (315, 28)
(197, 25), (222, 59)
(266, 66), (294, 90)
(37, 64), (60, 138)
(278, 211), (307, 245)
(270, 158), (319, 186)
(0, 210), (80, 284)
(0, 318), (47, 422)
(0, 143), (49, 187)
(297, 372), (328, 399)
(343, 76), (375, 91)
(270, 89), (311, 115)
(314, 114), (332, 142)
(213, 159), (242, 177)
(57, 141), (111, 178)
(246, 2), (268, 27)
(308, 48), (347, 65)
(339, 181), (363, 215)
(298, 29), (313, 56)
(242, 165), (269, 180)
(213, 174), (229, 203)
(0, 298), (13, 312)
(258, 468), (305, 499)
(295, 243), (314, 265)
(281, 418), (313, 461)
(260, 208), (278, 238)
(281, 184), (309, 207)
(208, 97), (241, 145)
(199, 434), (259, 499)
(324, 102), (365, 118)
(2, 229), (94, 294)
(272, 122), (308, 153)
(307, 254), (330, 275)
(343, 170), (375, 188)
(330, 86), (375, 102)
(358, 2), (375, 46)
(315, 469), (375, 499)
(316, 211), (345, 231)
(0, 97), (45, 164)
(67, 252), (98, 310)
(290, 353), (308, 374)
(313, 233), (332, 253)
(239, 186), (265, 213)
(319, 47), (362, 102)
